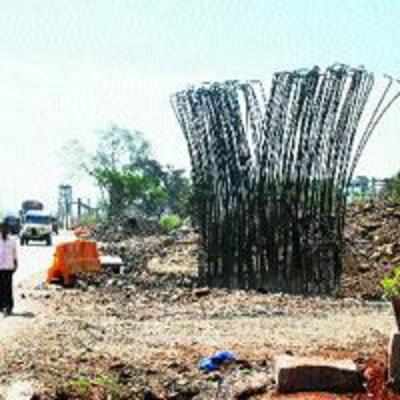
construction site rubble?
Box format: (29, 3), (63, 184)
(76, 201), (400, 301)
(91, 215), (162, 242)
(340, 200), (400, 299)
(10, 205), (400, 399)
(75, 220), (201, 294)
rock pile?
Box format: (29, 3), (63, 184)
(341, 200), (400, 299)
(80, 225), (201, 292)
(78, 201), (400, 300)
(92, 215), (162, 242)
(97, 236), (168, 272)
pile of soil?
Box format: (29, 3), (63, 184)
(97, 235), (174, 275)
(92, 215), (162, 242)
(340, 201), (400, 299)
(81, 200), (400, 300)
(82, 231), (201, 293)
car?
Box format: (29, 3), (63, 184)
(19, 210), (53, 246)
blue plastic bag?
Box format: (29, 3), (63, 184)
(199, 351), (236, 372)
(198, 357), (218, 372)
(211, 351), (236, 364)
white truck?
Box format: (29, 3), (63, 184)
(19, 210), (53, 246)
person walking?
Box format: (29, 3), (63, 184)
(0, 220), (18, 316)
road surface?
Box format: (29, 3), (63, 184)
(0, 231), (74, 347)
(0, 232), (76, 396)
(14, 231), (75, 284)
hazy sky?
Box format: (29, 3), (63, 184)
(0, 0), (399, 213)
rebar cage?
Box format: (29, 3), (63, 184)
(171, 65), (400, 294)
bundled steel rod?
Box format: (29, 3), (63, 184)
(171, 65), (400, 294)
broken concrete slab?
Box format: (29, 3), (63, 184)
(388, 330), (400, 391)
(274, 355), (363, 393)
(100, 255), (123, 266)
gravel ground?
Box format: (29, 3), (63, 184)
(0, 243), (397, 399)
(0, 277), (395, 398)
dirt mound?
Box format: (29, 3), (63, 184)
(81, 201), (400, 300)
(340, 201), (400, 299)
(92, 215), (162, 242)
(80, 229), (201, 293)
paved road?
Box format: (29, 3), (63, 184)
(14, 231), (75, 284)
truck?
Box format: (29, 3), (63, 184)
(20, 200), (44, 221)
(19, 210), (53, 246)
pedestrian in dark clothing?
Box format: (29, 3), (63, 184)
(0, 221), (18, 316)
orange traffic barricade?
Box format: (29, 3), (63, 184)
(47, 239), (101, 285)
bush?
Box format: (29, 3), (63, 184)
(160, 214), (182, 233)
(382, 172), (400, 201)
(382, 265), (400, 298)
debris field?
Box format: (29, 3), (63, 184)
(1, 201), (400, 399)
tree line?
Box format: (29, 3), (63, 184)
(65, 125), (191, 224)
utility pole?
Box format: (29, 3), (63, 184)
(77, 198), (82, 223)
(58, 184), (73, 229)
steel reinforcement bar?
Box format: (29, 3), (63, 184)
(171, 65), (400, 294)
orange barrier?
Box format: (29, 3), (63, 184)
(47, 239), (101, 285)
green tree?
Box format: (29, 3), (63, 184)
(162, 165), (192, 217)
(64, 125), (169, 218)
(133, 158), (192, 217)
(93, 167), (151, 217)
(63, 124), (191, 219)
(382, 172), (400, 201)
(138, 182), (168, 217)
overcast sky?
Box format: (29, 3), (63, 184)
(0, 0), (399, 213)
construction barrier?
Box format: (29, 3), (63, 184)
(47, 239), (101, 285)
